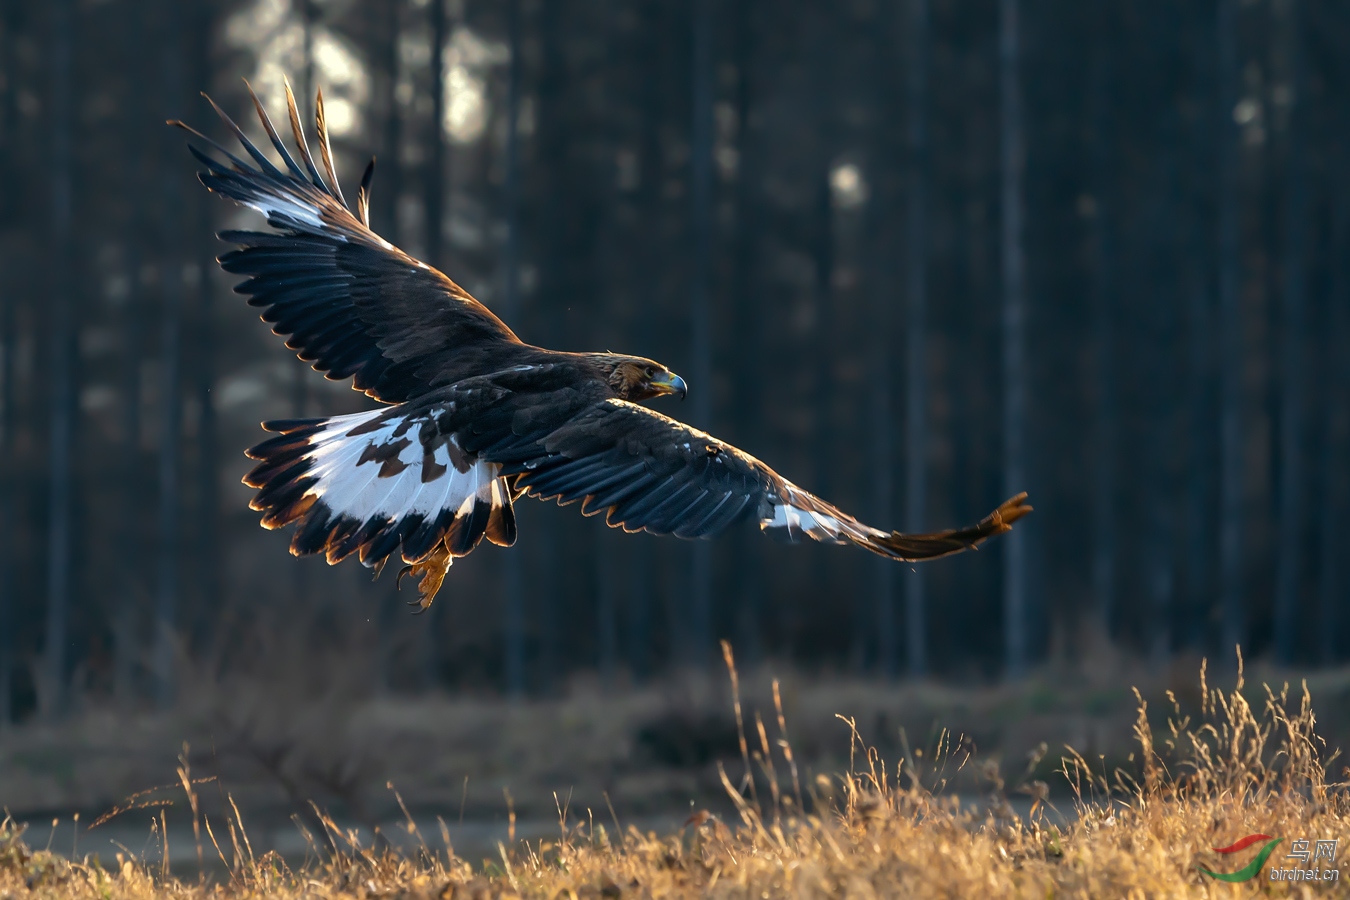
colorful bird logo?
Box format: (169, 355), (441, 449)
(1198, 834), (1283, 882)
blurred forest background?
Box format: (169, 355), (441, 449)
(0, 0), (1347, 724)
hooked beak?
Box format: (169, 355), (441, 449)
(650, 370), (688, 400)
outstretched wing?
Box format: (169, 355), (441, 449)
(471, 390), (1031, 561)
(172, 82), (524, 403)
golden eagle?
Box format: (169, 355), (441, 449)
(174, 84), (1030, 608)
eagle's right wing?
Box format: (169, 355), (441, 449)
(174, 82), (523, 403)
(470, 387), (1031, 562)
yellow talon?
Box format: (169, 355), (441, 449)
(396, 544), (451, 612)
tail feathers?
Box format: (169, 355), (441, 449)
(485, 479), (518, 547)
(244, 408), (515, 575)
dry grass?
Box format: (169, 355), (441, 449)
(3, 647), (1349, 898)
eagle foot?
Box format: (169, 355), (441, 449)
(395, 545), (451, 613)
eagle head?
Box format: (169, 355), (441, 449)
(596, 355), (688, 403)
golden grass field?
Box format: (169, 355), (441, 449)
(3, 646), (1349, 898)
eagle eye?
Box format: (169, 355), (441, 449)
(644, 365), (656, 377)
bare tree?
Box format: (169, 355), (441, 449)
(595, 535), (618, 686)
(111, 9), (147, 703)
(371, 0), (403, 694)
(377, 0), (404, 245)
(502, 0), (525, 698)
(729, 0), (762, 668)
(1216, 0), (1243, 659)
(292, 0), (316, 613)
(42, 0), (75, 718)
(154, 0), (185, 708)
(1000, 0), (1028, 678)
(0, 0), (18, 727)
(1272, 0), (1305, 664)
(421, 0), (454, 694)
(689, 0), (714, 667)
(902, 0), (930, 678)
(1146, 83), (1183, 663)
(0, 106), (11, 724)
(191, 1), (220, 662)
(1182, 3), (1215, 654)
(1088, 0), (1117, 647)
(0, 270), (10, 728)
(427, 0), (448, 269)
(1319, 187), (1348, 665)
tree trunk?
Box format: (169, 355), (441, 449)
(688, 0), (714, 668)
(1147, 101), (1183, 664)
(901, 0), (929, 679)
(191, 0), (218, 666)
(624, 543), (652, 683)
(154, 0), (184, 709)
(502, 0), (526, 699)
(1088, 1), (1117, 649)
(372, 0), (402, 694)
(1272, 0), (1305, 664)
(999, 0), (1028, 679)
(0, 178), (12, 727)
(1319, 185), (1348, 665)
(427, 0), (447, 269)
(1216, 0), (1243, 662)
(0, 0), (12, 726)
(596, 531), (618, 687)
(0, 0), (18, 727)
(379, 0), (403, 245)
(1182, 3), (1215, 655)
(292, 0), (315, 613)
(112, 8), (147, 704)
(42, 0), (75, 719)
(730, 0), (762, 669)
(592, 0), (626, 687)
(870, 207), (896, 677)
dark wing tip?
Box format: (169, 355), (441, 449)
(356, 156), (376, 227)
(987, 492), (1033, 533)
(867, 492), (1032, 562)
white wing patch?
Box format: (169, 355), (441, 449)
(245, 188), (331, 234)
(298, 408), (502, 527)
(760, 484), (887, 545)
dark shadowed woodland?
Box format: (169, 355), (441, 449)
(0, 0), (1347, 730)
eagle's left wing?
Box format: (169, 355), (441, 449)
(173, 83), (525, 403)
(477, 395), (1030, 562)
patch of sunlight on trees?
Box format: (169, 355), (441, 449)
(443, 27), (508, 145)
(224, 0), (369, 139)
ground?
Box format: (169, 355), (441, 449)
(3, 652), (1350, 897)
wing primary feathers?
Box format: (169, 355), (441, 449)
(313, 87), (348, 209)
(701, 493), (755, 535)
(863, 492), (1034, 561)
(356, 157), (375, 227)
(611, 474), (685, 524)
(282, 76), (330, 193)
(641, 481), (706, 531)
(587, 469), (661, 511)
(199, 92), (286, 180)
(243, 78), (310, 183)
(674, 491), (739, 538)
(171, 121), (257, 176)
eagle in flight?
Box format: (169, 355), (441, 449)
(174, 83), (1031, 609)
